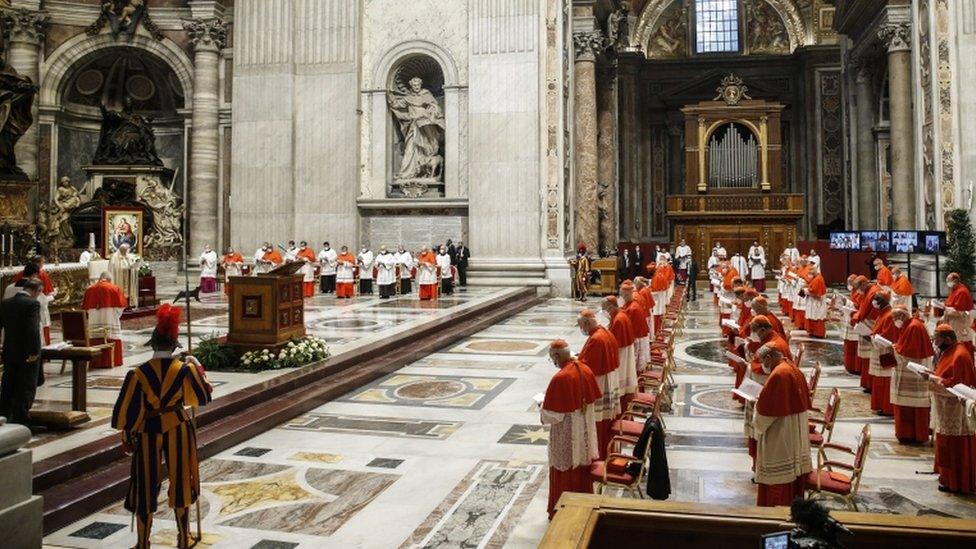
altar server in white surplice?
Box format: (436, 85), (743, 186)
(357, 246), (375, 295)
(375, 247), (397, 299)
(199, 245), (219, 294)
(318, 242), (338, 294)
(394, 246), (415, 294)
(436, 246), (454, 296)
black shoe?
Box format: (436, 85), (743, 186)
(938, 484), (955, 493)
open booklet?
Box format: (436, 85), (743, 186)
(948, 384), (976, 401)
(930, 299), (945, 310)
(532, 392), (545, 409)
(853, 322), (873, 336)
(721, 319), (740, 332)
(732, 377), (764, 402)
(718, 295), (733, 306)
(872, 334), (893, 348)
(724, 350), (748, 365)
(906, 362), (934, 377)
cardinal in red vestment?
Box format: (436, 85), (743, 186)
(621, 281), (650, 373)
(743, 316), (794, 465)
(603, 296), (637, 411)
(753, 344), (812, 506)
(869, 291), (898, 415)
(295, 243), (317, 298)
(842, 275), (861, 375)
(576, 310), (620, 458)
(890, 307), (933, 443)
(82, 274), (128, 368)
(803, 267), (828, 338)
(541, 339), (601, 518)
(926, 324), (976, 494)
(944, 273), (974, 356)
(852, 276), (881, 391)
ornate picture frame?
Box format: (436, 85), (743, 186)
(102, 207), (143, 257)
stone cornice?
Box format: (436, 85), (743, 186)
(39, 1), (234, 31)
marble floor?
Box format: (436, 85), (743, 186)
(43, 285), (976, 548)
(29, 263), (518, 462)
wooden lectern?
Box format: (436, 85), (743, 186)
(227, 262), (306, 347)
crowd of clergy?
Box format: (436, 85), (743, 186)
(201, 240), (471, 301)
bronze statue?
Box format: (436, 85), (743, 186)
(93, 98), (163, 166)
(0, 42), (38, 181)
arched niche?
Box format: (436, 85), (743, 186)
(362, 41), (464, 201)
(39, 33), (192, 196)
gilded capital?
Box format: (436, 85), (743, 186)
(183, 17), (228, 51)
(1, 8), (50, 45)
(878, 23), (911, 53)
(573, 30), (605, 62)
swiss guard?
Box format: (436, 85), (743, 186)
(111, 304), (213, 548)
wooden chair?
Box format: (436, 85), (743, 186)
(808, 387), (841, 447)
(60, 310), (115, 374)
(805, 424), (871, 511)
(806, 361), (822, 398)
(793, 342), (805, 369)
(590, 434), (648, 498)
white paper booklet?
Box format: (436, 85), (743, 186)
(872, 334), (893, 348)
(906, 362), (933, 377)
(718, 295), (733, 306)
(42, 341), (71, 351)
(724, 350), (747, 365)
(732, 377), (764, 402)
(948, 384), (976, 401)
(532, 393), (545, 408)
(853, 322), (873, 336)
(930, 299), (945, 309)
(721, 319), (740, 331)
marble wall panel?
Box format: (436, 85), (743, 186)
(362, 215), (467, 251)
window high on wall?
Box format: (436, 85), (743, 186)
(695, 0), (740, 54)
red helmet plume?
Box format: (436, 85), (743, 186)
(155, 303), (182, 342)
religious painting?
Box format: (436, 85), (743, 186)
(242, 296), (262, 318)
(102, 207), (143, 257)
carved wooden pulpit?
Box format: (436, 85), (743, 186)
(227, 262), (306, 347)
(669, 74), (804, 274)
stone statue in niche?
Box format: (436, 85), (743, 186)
(0, 41), (37, 181)
(137, 175), (183, 247)
(93, 98), (163, 166)
(648, 4), (687, 58)
(388, 77), (445, 191)
(746, 0), (790, 55)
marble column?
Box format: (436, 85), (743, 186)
(596, 64), (617, 254)
(2, 8), (49, 181)
(573, 30), (603, 254)
(184, 18), (227, 255)
(854, 64), (879, 228)
(879, 23), (915, 230)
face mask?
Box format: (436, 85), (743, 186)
(872, 301), (880, 309)
(947, 281), (956, 289)
(745, 300), (754, 308)
(894, 319), (904, 329)
(847, 284), (853, 292)
(748, 334), (760, 343)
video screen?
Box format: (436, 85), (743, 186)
(860, 231), (890, 252)
(922, 232), (945, 254)
(829, 232), (860, 251)
(891, 231), (919, 253)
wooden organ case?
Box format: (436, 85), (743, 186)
(669, 75), (803, 275)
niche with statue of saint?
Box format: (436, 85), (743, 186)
(386, 54), (446, 198)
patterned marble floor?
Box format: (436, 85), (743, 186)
(44, 286), (976, 548)
(28, 263), (517, 462)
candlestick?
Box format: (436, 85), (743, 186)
(89, 232), (95, 249)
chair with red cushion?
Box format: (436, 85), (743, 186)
(805, 424), (870, 511)
(808, 387), (840, 447)
(590, 434), (648, 498)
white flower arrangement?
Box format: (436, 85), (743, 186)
(238, 336), (330, 371)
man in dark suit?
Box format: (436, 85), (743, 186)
(0, 278), (42, 425)
(617, 248), (632, 282)
(454, 241), (471, 287)
(632, 246), (644, 279)
(446, 239), (457, 264)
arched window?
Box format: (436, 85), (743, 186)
(695, 0), (741, 54)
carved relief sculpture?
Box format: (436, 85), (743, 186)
(93, 99), (163, 166)
(87, 0), (163, 41)
(607, 2), (631, 50)
(49, 176), (84, 248)
(746, 0), (790, 55)
(138, 176), (183, 247)
(0, 39), (37, 181)
(647, 2), (687, 59)
(388, 77), (445, 196)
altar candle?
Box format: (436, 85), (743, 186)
(89, 232), (96, 249)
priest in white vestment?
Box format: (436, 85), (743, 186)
(357, 246), (375, 295)
(109, 244), (140, 308)
(748, 242), (766, 292)
(199, 245), (218, 294)
(375, 247), (397, 299)
(318, 242), (338, 294)
(394, 246), (414, 294)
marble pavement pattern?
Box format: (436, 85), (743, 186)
(44, 290), (976, 548)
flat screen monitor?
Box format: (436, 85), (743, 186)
(891, 231), (919, 253)
(922, 232), (946, 254)
(762, 532), (791, 549)
(860, 231), (890, 252)
(829, 232), (860, 251)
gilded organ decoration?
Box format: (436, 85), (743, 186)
(646, 2), (687, 59)
(746, 0), (790, 55)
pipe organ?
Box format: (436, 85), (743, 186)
(707, 123), (759, 188)
(668, 75), (803, 275)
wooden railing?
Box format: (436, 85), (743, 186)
(667, 193), (804, 217)
(542, 494), (976, 549)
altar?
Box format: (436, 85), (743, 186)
(0, 262), (90, 314)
